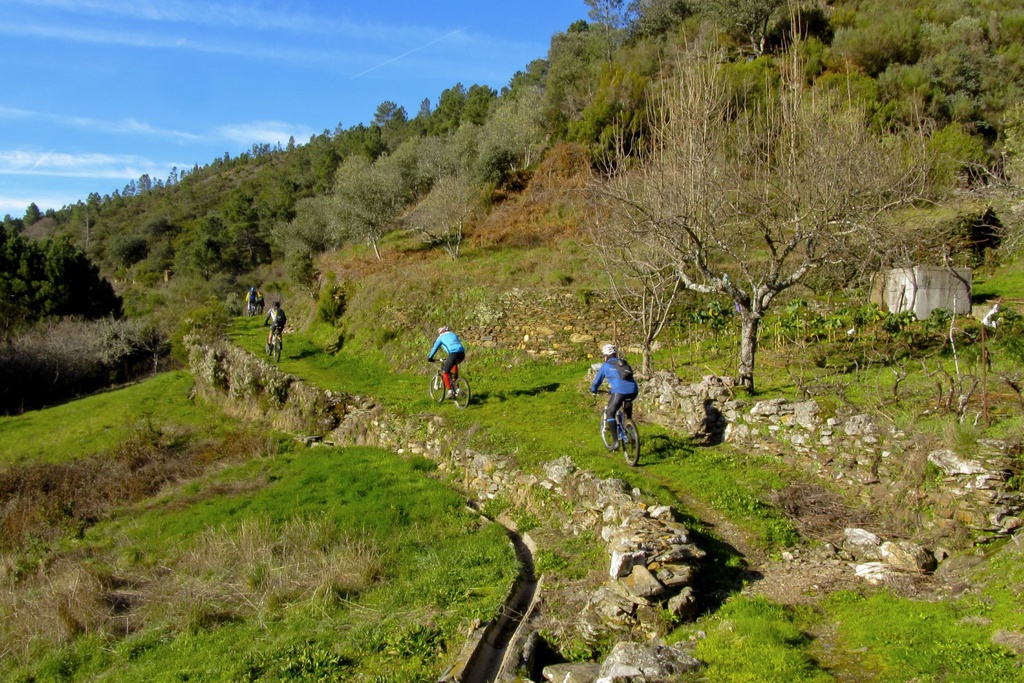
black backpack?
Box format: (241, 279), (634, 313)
(614, 357), (634, 382)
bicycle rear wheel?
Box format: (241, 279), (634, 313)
(429, 373), (445, 403)
(621, 419), (640, 466)
(273, 335), (282, 362)
(452, 377), (471, 409)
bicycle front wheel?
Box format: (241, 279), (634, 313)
(452, 377), (471, 409)
(621, 419), (640, 467)
(601, 416), (617, 451)
(429, 373), (445, 403)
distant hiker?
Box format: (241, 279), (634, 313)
(590, 343), (639, 445)
(427, 325), (466, 398)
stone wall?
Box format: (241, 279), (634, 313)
(186, 336), (705, 646)
(462, 288), (635, 359)
(639, 371), (1024, 538)
(330, 398), (703, 641)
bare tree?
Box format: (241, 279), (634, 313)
(589, 221), (681, 375)
(596, 50), (931, 392)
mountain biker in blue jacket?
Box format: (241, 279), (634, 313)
(590, 343), (639, 446)
(428, 326), (465, 398)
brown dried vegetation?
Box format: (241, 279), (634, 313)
(0, 421), (261, 553)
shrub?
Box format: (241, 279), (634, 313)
(317, 276), (347, 325)
(0, 318), (168, 414)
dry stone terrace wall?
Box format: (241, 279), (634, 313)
(330, 400), (703, 642)
(639, 371), (1024, 539)
(186, 336), (706, 650)
(461, 288), (633, 359)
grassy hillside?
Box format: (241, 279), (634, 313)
(0, 372), (517, 682)
(4, 224), (1024, 679)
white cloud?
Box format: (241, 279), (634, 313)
(0, 192), (81, 216)
(215, 121), (317, 147)
(0, 150), (163, 179)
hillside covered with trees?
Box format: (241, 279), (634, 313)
(2, 0), (1022, 356)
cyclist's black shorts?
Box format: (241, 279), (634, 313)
(606, 391), (638, 421)
(442, 350), (465, 375)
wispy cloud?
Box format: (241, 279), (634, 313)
(0, 150), (162, 179)
(5, 0), (365, 35)
(0, 1), (526, 73)
(216, 121), (317, 146)
(0, 191), (84, 215)
(0, 105), (202, 142)
(352, 26), (470, 79)
(0, 105), (314, 148)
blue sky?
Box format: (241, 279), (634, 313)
(0, 0), (588, 218)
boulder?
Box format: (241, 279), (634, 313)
(543, 662), (602, 683)
(667, 587), (699, 621)
(855, 562), (896, 586)
(610, 551), (646, 579)
(655, 563), (695, 588)
(880, 541), (936, 572)
(597, 641), (701, 681)
(843, 528), (882, 560)
(621, 565), (666, 600)
(928, 449), (988, 476)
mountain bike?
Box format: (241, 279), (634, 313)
(599, 397), (640, 467)
(246, 300), (258, 316)
(428, 359), (470, 408)
(266, 327), (283, 362)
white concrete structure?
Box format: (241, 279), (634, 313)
(875, 266), (972, 319)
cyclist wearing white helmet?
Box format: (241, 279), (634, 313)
(590, 343), (639, 447)
(428, 325), (466, 398)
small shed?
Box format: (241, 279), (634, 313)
(870, 266), (972, 319)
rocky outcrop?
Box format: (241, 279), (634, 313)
(184, 333), (346, 434)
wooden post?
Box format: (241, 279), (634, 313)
(981, 324), (990, 427)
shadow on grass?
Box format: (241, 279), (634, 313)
(636, 430), (760, 615)
(475, 383), (562, 404)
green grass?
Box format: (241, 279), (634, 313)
(0, 371), (233, 466)
(7, 241), (1024, 681)
(227, 315), (808, 556)
(972, 254), (1024, 302)
(821, 590), (1022, 682)
(1, 445), (517, 682)
(672, 596), (831, 683)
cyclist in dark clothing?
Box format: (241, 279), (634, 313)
(590, 343), (639, 447)
(264, 301), (287, 350)
(428, 325), (466, 398)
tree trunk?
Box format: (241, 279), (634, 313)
(738, 312), (760, 393)
(641, 339), (652, 377)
